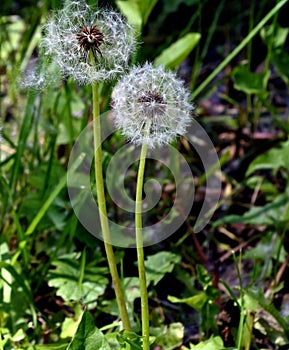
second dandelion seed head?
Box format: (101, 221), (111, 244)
(112, 63), (194, 148)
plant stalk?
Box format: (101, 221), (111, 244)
(90, 53), (131, 331)
(135, 123), (151, 350)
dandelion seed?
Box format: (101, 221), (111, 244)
(112, 63), (194, 148)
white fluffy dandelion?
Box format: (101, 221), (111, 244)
(112, 63), (194, 148)
(39, 0), (136, 85)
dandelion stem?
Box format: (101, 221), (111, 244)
(90, 52), (131, 332)
(135, 122), (151, 350)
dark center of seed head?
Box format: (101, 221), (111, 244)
(76, 25), (104, 55)
(137, 90), (166, 116)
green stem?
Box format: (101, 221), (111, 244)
(91, 75), (131, 331)
(191, 0), (289, 100)
(78, 248), (86, 288)
(135, 123), (150, 350)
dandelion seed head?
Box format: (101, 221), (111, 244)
(39, 0), (137, 85)
(112, 63), (194, 148)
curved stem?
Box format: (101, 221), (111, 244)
(90, 52), (131, 331)
(135, 123), (151, 350)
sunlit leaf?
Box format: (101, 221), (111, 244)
(244, 234), (286, 262)
(153, 323), (184, 350)
(261, 24), (289, 84)
(246, 176), (278, 200)
(214, 191), (289, 226)
(232, 65), (269, 95)
(182, 335), (226, 349)
(261, 24), (289, 48)
(60, 304), (83, 339)
(246, 140), (289, 176)
(242, 292), (258, 312)
(145, 251), (181, 286)
(154, 32), (201, 69)
(246, 286), (289, 338)
(116, 0), (158, 29)
(168, 293), (208, 312)
(67, 309), (111, 350)
(123, 276), (140, 303)
(117, 330), (144, 349)
(271, 49), (289, 85)
(141, 0), (159, 25)
(48, 254), (108, 307)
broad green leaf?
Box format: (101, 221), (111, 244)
(116, 0), (158, 30)
(103, 332), (122, 349)
(242, 293), (258, 312)
(232, 65), (269, 95)
(244, 234), (286, 262)
(260, 24), (289, 84)
(183, 336), (225, 349)
(104, 331), (144, 349)
(67, 309), (111, 350)
(48, 254), (108, 307)
(168, 293), (208, 312)
(246, 176), (278, 199)
(246, 140), (289, 176)
(117, 330), (144, 349)
(123, 276), (141, 303)
(246, 286), (289, 337)
(11, 328), (26, 342)
(61, 317), (80, 339)
(60, 305), (83, 339)
(141, 0), (159, 25)
(154, 32), (201, 69)
(145, 251), (181, 286)
(116, 2), (142, 29)
(271, 48), (289, 86)
(153, 323), (184, 350)
(261, 24), (289, 49)
(214, 192), (289, 226)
